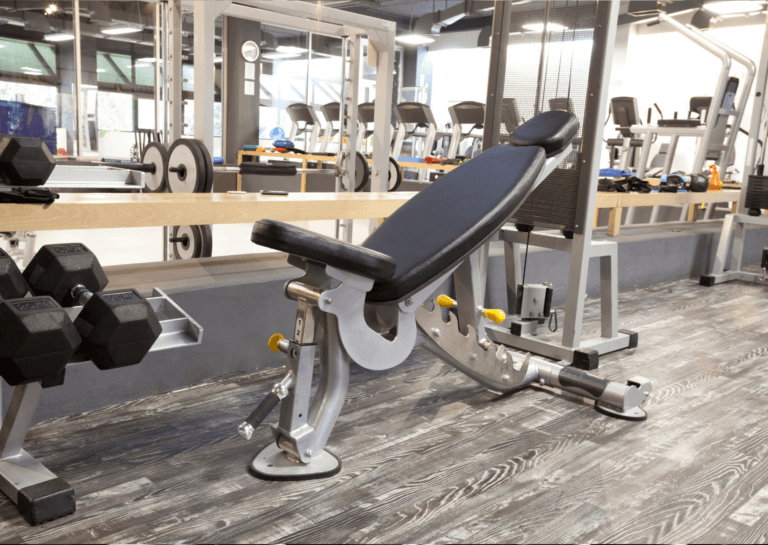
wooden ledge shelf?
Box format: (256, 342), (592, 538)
(0, 191), (416, 232)
(595, 189), (742, 236)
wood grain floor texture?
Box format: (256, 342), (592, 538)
(1, 277), (767, 543)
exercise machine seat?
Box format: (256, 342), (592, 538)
(252, 111), (578, 304)
(507, 110), (579, 156)
(251, 221), (396, 282)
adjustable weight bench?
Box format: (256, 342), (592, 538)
(240, 110), (652, 480)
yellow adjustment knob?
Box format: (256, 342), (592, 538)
(436, 294), (455, 308)
(268, 333), (284, 353)
(484, 309), (506, 324)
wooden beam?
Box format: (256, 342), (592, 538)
(0, 192), (415, 232)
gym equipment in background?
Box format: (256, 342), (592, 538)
(239, 110), (651, 480)
(392, 102), (443, 181)
(169, 225), (214, 260)
(319, 102), (340, 154)
(701, 21), (768, 288)
(0, 245), (202, 526)
(606, 97), (646, 171)
(285, 103), (323, 153)
(356, 101), (397, 155)
(627, 11), (755, 226)
(446, 101), (485, 159)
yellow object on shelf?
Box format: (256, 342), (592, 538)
(708, 164), (722, 191)
(268, 333), (284, 353)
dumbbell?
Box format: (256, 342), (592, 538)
(0, 134), (57, 186)
(166, 139), (370, 193)
(23, 243), (162, 370)
(0, 249), (81, 386)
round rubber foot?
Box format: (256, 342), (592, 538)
(595, 402), (647, 421)
(249, 442), (342, 481)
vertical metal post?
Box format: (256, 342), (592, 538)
(154, 3), (162, 136)
(0, 383), (42, 460)
(168, 0), (183, 142)
(454, 243), (489, 343)
(368, 25), (395, 192)
(194, 1), (216, 153)
(73, 0), (83, 158)
(740, 15), (768, 209)
(561, 0), (618, 348)
(163, 0), (170, 142)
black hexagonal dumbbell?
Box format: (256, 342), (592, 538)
(0, 249), (81, 386)
(23, 243), (162, 370)
(0, 135), (56, 186)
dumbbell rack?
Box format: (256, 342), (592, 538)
(0, 288), (202, 525)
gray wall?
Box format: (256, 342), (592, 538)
(224, 16), (261, 163)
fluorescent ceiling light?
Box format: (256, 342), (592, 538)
(705, 1), (764, 14)
(44, 32), (75, 41)
(81, 84), (98, 89)
(22, 71), (40, 75)
(137, 57), (158, 63)
(21, 67), (42, 72)
(0, 45), (5, 49)
(523, 23), (568, 32)
(276, 45), (307, 54)
(262, 52), (301, 60)
(214, 56), (223, 63)
(133, 63), (150, 68)
(395, 34), (435, 45)
(96, 68), (106, 73)
(102, 26), (142, 35)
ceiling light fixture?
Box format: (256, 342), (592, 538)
(522, 22), (568, 32)
(22, 71), (42, 76)
(262, 51), (301, 60)
(276, 45), (307, 54)
(81, 84), (98, 89)
(21, 67), (42, 72)
(395, 34), (435, 45)
(214, 56), (223, 63)
(102, 26), (142, 35)
(704, 1), (765, 14)
(44, 3), (58, 15)
(133, 63), (150, 68)
(44, 32), (75, 41)
(96, 68), (106, 73)
(137, 57), (158, 63)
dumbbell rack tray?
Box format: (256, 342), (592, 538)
(0, 288), (202, 525)
(61, 287), (203, 363)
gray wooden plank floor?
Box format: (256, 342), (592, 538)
(0, 277), (767, 543)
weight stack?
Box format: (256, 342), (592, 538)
(745, 175), (768, 214)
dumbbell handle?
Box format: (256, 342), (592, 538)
(70, 284), (93, 306)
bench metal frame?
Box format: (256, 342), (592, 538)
(244, 141), (652, 480)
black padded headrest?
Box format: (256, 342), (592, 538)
(363, 144), (545, 303)
(508, 110), (579, 156)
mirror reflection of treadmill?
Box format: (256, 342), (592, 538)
(319, 102), (340, 153)
(393, 102), (438, 181)
(447, 101), (485, 159)
(285, 103), (322, 152)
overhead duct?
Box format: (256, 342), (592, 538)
(412, 0), (496, 36)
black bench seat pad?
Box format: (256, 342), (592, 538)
(251, 220), (396, 282)
(508, 110), (579, 156)
(362, 144), (545, 303)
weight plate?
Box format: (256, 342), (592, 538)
(353, 151), (369, 192)
(387, 156), (403, 192)
(140, 142), (169, 193)
(167, 139), (206, 193)
(171, 225), (213, 260)
(190, 139), (214, 193)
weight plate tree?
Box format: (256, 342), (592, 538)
(170, 225), (213, 259)
(140, 142), (170, 193)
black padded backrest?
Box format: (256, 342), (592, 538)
(449, 101), (485, 125)
(363, 144), (546, 303)
(689, 96), (711, 119)
(321, 102), (340, 123)
(286, 103), (317, 125)
(507, 110), (579, 156)
(358, 102), (375, 125)
(394, 102), (436, 126)
(611, 97), (639, 138)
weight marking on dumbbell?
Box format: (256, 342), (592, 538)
(103, 292), (141, 303)
(12, 299), (55, 312)
(52, 244), (87, 254)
